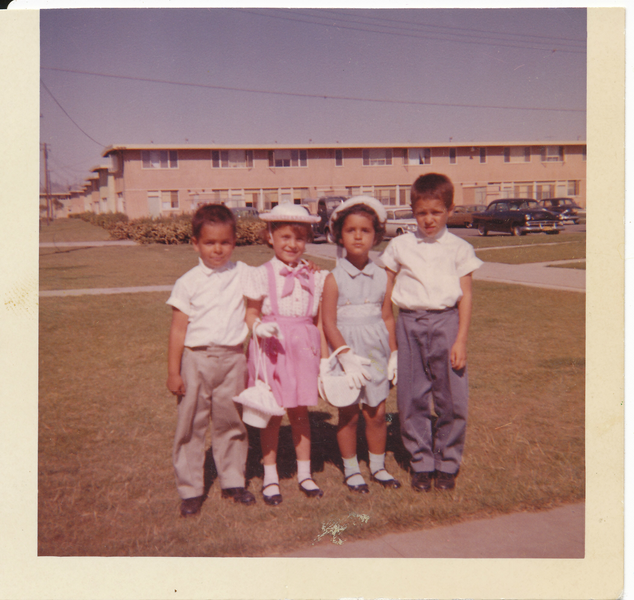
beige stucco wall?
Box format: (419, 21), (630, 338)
(104, 144), (586, 218)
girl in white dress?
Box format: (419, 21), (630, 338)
(321, 196), (401, 493)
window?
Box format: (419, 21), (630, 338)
(363, 148), (393, 166)
(541, 146), (564, 162)
(582, 146), (587, 161)
(335, 149), (343, 167)
(504, 147), (531, 163)
(268, 150), (307, 168)
(568, 180), (579, 196)
(212, 150), (253, 168)
(514, 183), (534, 197)
(161, 190), (179, 210)
(449, 148), (457, 164)
(141, 150), (178, 169)
(536, 182), (555, 200)
(479, 148), (487, 163)
(374, 186), (397, 206)
(404, 148), (431, 165)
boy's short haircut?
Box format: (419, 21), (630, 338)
(191, 203), (236, 240)
(411, 173), (454, 210)
(260, 221), (314, 247)
(331, 203), (385, 247)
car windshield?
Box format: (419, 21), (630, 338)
(393, 210), (413, 220)
(325, 198), (346, 210)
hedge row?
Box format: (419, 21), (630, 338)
(70, 211), (265, 245)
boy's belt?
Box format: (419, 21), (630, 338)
(187, 343), (243, 352)
(400, 306), (457, 315)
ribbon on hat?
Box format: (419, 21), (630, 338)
(279, 264), (314, 298)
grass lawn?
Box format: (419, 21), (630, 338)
(38, 244), (585, 557)
(40, 218), (111, 243)
(475, 241), (586, 264)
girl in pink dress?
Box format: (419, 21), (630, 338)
(244, 204), (327, 506)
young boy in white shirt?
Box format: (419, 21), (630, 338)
(166, 204), (255, 516)
(379, 173), (483, 492)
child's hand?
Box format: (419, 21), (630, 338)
(450, 340), (467, 371)
(303, 259), (321, 272)
(338, 351), (371, 388)
(387, 350), (398, 385)
(167, 373), (186, 397)
(254, 319), (283, 340)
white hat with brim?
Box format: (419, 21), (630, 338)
(259, 203), (321, 224)
(329, 195), (387, 227)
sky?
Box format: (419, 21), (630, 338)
(39, 7), (587, 190)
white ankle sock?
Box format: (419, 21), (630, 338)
(343, 455), (366, 486)
(369, 451), (393, 481)
(263, 463), (279, 496)
(297, 460), (318, 490)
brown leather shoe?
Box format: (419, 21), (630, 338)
(434, 471), (456, 490)
(180, 495), (204, 517)
(221, 487), (256, 505)
(411, 471), (433, 492)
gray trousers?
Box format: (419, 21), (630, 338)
(396, 308), (469, 475)
(173, 345), (248, 499)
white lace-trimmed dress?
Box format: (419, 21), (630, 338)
(331, 258), (391, 407)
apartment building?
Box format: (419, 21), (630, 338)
(98, 142), (586, 219)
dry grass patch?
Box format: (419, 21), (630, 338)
(475, 241), (585, 264)
(39, 279), (584, 556)
(40, 218), (111, 243)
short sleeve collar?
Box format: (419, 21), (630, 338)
(340, 257), (376, 278)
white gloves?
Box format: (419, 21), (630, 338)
(253, 319), (282, 340)
(387, 350), (398, 385)
(338, 351), (371, 389)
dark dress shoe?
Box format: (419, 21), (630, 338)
(299, 478), (324, 498)
(180, 495), (204, 517)
(411, 471), (433, 492)
(221, 487), (256, 505)
(344, 473), (369, 494)
(370, 469), (402, 489)
(434, 471), (456, 490)
(262, 483), (283, 506)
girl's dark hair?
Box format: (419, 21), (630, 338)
(260, 221), (314, 247)
(331, 204), (385, 247)
(191, 204), (236, 240)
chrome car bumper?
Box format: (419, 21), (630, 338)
(521, 222), (564, 233)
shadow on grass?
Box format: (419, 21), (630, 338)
(202, 410), (411, 495)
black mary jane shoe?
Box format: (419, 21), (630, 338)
(262, 483), (283, 506)
(344, 473), (369, 494)
(299, 478), (324, 498)
(370, 469), (402, 489)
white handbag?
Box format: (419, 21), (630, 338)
(318, 346), (363, 408)
(233, 335), (285, 428)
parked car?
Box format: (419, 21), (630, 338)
(471, 198), (564, 236)
(447, 204), (487, 228)
(539, 197), (585, 224)
(384, 208), (419, 238)
(302, 196), (347, 242)
(231, 206), (259, 220)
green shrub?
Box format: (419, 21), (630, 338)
(106, 214), (266, 246)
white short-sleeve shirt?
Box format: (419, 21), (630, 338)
(243, 257), (328, 317)
(167, 259), (250, 347)
(377, 227), (483, 310)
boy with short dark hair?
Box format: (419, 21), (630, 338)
(379, 173), (483, 491)
(167, 204), (255, 516)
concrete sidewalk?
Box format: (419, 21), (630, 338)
(303, 243), (585, 293)
(285, 502), (585, 558)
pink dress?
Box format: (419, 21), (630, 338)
(246, 259), (326, 408)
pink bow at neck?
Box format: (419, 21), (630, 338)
(279, 264), (314, 298)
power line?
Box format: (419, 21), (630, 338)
(41, 67), (585, 113)
(239, 9), (586, 55)
(40, 79), (106, 147)
(286, 8), (586, 48)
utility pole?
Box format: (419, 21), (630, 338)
(43, 142), (51, 225)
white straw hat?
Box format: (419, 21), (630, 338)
(329, 195), (387, 227)
(259, 203), (321, 224)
